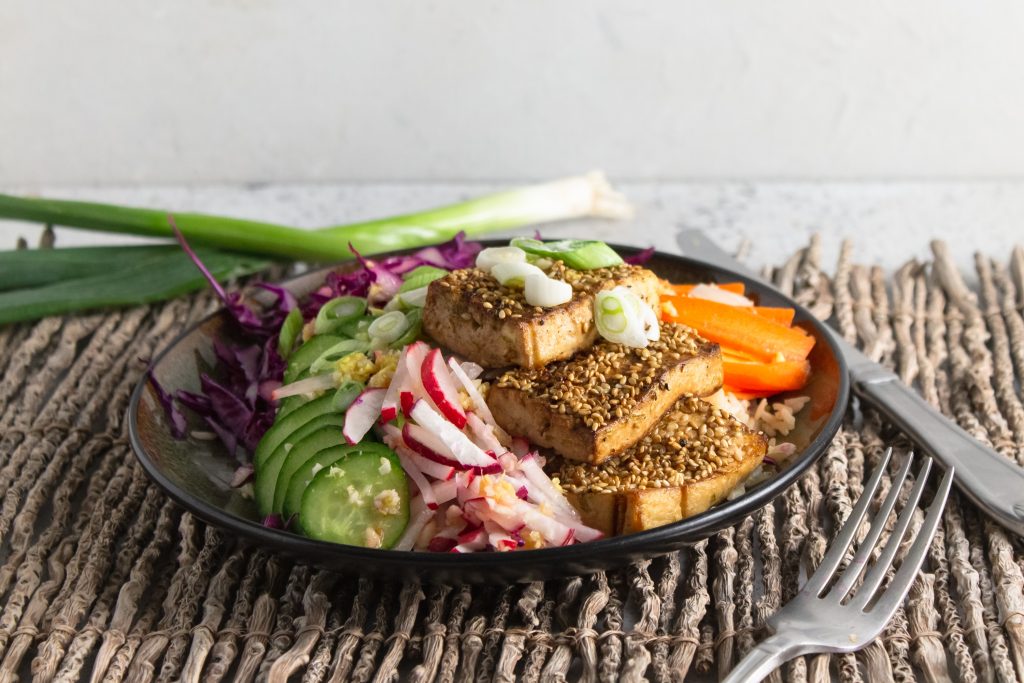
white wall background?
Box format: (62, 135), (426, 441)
(3, 0), (1024, 185)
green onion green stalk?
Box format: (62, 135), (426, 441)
(0, 171), (632, 262)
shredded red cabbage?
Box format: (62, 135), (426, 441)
(146, 369), (187, 439)
(625, 247), (655, 265)
(152, 225), (482, 475)
(303, 232), (480, 317)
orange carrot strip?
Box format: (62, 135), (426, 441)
(672, 281), (745, 296)
(664, 296), (815, 362)
(722, 385), (776, 400)
(752, 306), (795, 326)
(723, 358), (811, 393)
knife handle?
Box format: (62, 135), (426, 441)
(855, 376), (1024, 536)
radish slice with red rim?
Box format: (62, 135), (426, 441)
(448, 358), (496, 427)
(409, 401), (494, 467)
(380, 346), (412, 423)
(402, 423), (464, 469)
(421, 348), (467, 428)
(342, 387), (386, 444)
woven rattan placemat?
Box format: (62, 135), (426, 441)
(1, 237), (1023, 682)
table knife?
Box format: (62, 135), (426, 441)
(677, 230), (1024, 536)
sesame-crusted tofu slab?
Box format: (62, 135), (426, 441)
(487, 323), (723, 464)
(422, 262), (659, 369)
(555, 396), (768, 536)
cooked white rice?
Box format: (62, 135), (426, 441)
(707, 389), (810, 497)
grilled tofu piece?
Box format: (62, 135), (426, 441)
(553, 396), (767, 535)
(487, 324), (723, 464)
(422, 261), (659, 369)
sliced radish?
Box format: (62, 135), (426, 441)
(519, 453), (580, 520)
(465, 412), (503, 453)
(393, 507), (435, 551)
(459, 361), (484, 380)
(488, 529), (517, 551)
(411, 453), (456, 481)
(409, 401), (494, 468)
(452, 526), (488, 552)
(342, 387), (387, 444)
(448, 358), (496, 426)
(432, 479), (459, 505)
(271, 373), (337, 401)
(510, 437), (530, 457)
(428, 536), (458, 553)
(401, 342), (430, 411)
(421, 348), (467, 428)
(517, 504), (573, 545)
(402, 423), (463, 469)
(394, 449), (436, 509)
(380, 346), (412, 423)
(688, 283), (755, 307)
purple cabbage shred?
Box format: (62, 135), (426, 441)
(154, 222), (484, 470)
(625, 247), (655, 265)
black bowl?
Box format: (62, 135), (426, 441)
(129, 242), (849, 584)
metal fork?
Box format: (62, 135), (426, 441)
(723, 449), (954, 682)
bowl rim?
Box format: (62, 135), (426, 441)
(128, 242), (850, 574)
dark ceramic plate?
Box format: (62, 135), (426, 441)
(129, 242), (849, 584)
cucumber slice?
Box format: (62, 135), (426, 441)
(257, 411), (345, 476)
(253, 393), (334, 469)
(284, 334), (343, 383)
(281, 442), (392, 520)
(298, 449), (409, 548)
(255, 426), (344, 517)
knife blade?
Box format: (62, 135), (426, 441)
(677, 229), (1024, 536)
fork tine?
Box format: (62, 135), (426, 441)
(826, 452), (918, 601)
(866, 465), (954, 619)
(848, 456), (933, 610)
(803, 447), (894, 597)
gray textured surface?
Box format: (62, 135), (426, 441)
(2, 182), (1021, 276)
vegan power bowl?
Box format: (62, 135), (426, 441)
(145, 236), (820, 553)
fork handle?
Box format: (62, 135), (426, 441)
(855, 375), (1024, 537)
(721, 634), (807, 683)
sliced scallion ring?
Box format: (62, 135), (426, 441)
(523, 273), (573, 308)
(490, 262), (545, 288)
(510, 238), (623, 270)
(368, 310), (411, 345)
(398, 285), (429, 308)
(475, 246), (527, 272)
(594, 286), (657, 347)
(314, 296), (367, 335)
(390, 309), (422, 349)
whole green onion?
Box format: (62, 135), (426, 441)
(0, 172), (633, 262)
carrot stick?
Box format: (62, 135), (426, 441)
(672, 281), (745, 296)
(752, 306), (795, 326)
(664, 296), (815, 362)
(722, 385), (775, 400)
(723, 358), (811, 393)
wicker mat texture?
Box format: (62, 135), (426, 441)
(1, 236), (1024, 683)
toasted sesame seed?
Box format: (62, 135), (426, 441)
(554, 396), (755, 494)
